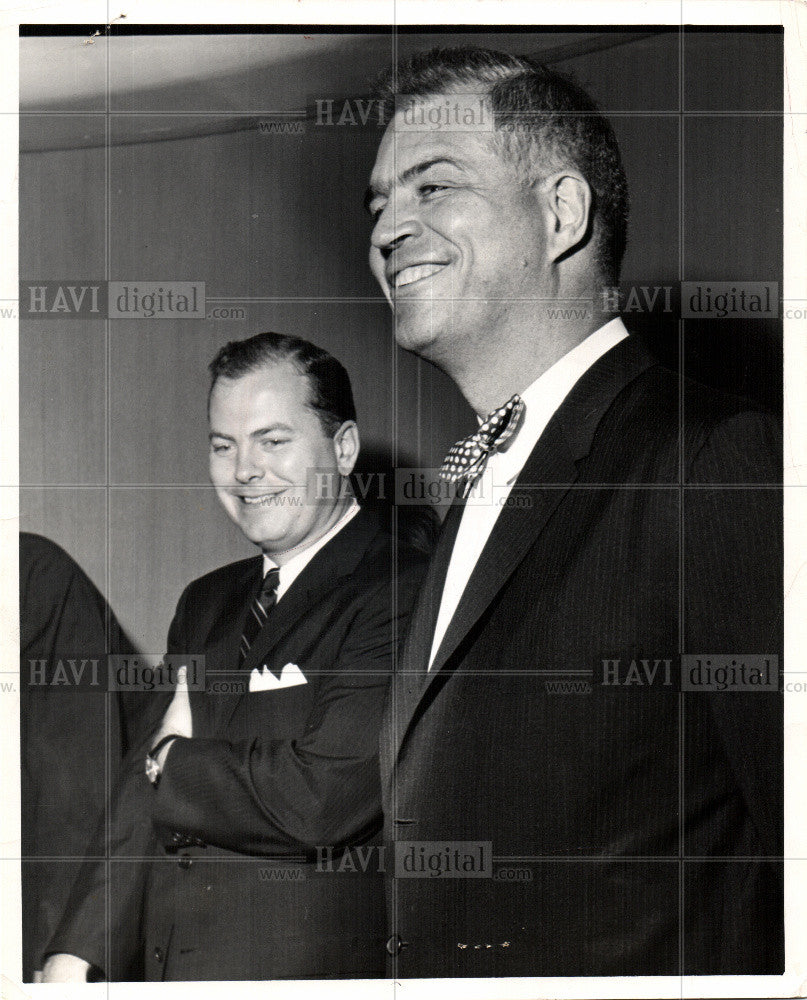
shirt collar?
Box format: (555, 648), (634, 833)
(485, 317), (629, 488)
(262, 499), (361, 600)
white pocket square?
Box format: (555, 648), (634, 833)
(249, 662), (308, 692)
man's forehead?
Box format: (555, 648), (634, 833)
(370, 119), (491, 190)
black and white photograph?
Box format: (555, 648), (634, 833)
(3, 3), (806, 997)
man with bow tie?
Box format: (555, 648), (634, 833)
(367, 48), (783, 977)
(42, 332), (427, 981)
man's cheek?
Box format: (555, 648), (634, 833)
(217, 495), (241, 526)
(209, 457), (232, 488)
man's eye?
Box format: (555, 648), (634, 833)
(262, 438), (288, 448)
(211, 443), (231, 455)
(369, 200), (386, 221)
(419, 183), (449, 198)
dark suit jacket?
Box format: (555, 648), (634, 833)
(20, 533), (137, 982)
(382, 334), (783, 977)
(48, 508), (427, 980)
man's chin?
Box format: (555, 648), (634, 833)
(247, 525), (285, 544)
(392, 313), (442, 356)
(234, 514), (288, 548)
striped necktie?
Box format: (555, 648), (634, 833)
(239, 567), (280, 664)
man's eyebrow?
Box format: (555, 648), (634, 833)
(364, 157), (465, 212)
(251, 424), (294, 437)
(208, 424), (295, 441)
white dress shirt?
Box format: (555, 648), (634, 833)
(428, 318), (629, 669)
(262, 498), (360, 602)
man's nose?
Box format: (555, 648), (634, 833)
(234, 449), (264, 483)
(370, 194), (423, 258)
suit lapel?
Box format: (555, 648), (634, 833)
(390, 334), (659, 764)
(205, 560), (262, 663)
(389, 424), (578, 766)
(218, 508), (381, 733)
(390, 496), (466, 759)
(201, 558), (262, 733)
(429, 420), (578, 676)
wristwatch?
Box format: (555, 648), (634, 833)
(145, 734), (178, 787)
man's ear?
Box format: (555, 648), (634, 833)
(333, 421), (360, 476)
(539, 171), (592, 263)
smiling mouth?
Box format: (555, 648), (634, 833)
(238, 491), (287, 507)
(390, 262), (448, 290)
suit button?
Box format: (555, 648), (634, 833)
(153, 947), (164, 963)
(385, 934), (410, 955)
(171, 832), (184, 844)
(178, 855), (192, 870)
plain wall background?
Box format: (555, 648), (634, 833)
(19, 27), (783, 652)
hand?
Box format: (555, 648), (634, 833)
(150, 665), (193, 766)
(41, 953), (92, 982)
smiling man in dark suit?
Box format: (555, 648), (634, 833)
(367, 48), (783, 978)
(42, 332), (427, 981)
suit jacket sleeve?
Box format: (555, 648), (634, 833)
(43, 590), (189, 976)
(684, 408), (783, 856)
(151, 569), (419, 854)
(20, 536), (122, 978)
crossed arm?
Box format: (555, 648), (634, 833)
(42, 570), (416, 981)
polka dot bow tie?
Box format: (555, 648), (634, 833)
(439, 394), (525, 485)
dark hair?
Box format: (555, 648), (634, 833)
(208, 332), (356, 436)
(375, 46), (629, 284)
